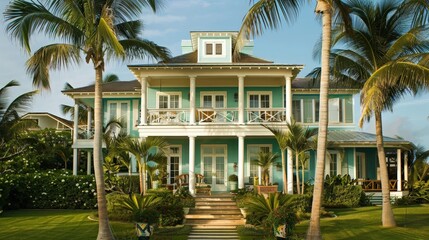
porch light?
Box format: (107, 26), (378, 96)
(233, 162), (238, 172)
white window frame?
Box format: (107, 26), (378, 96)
(106, 100), (130, 134)
(167, 145), (182, 184)
(325, 150), (342, 176)
(247, 144), (273, 185)
(247, 91), (272, 108)
(202, 39), (226, 58)
(200, 91), (227, 108)
(156, 92), (182, 109)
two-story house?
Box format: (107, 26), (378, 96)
(64, 31), (412, 198)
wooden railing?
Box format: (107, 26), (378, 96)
(197, 108), (238, 123)
(147, 109), (189, 124)
(355, 179), (408, 191)
(246, 108), (286, 123)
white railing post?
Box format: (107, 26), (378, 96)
(238, 135), (245, 189)
(189, 136), (196, 196)
(190, 76), (196, 125)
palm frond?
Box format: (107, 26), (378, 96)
(112, 38), (171, 62)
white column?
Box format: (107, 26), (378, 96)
(72, 103), (79, 175)
(404, 152), (408, 182)
(285, 75), (292, 122)
(189, 76), (196, 124)
(140, 76), (148, 125)
(287, 149), (294, 194)
(238, 135), (245, 189)
(189, 136), (196, 195)
(397, 149), (402, 191)
(238, 75), (245, 124)
(86, 107), (92, 175)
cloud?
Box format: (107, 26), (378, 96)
(143, 15), (186, 25)
(142, 28), (179, 38)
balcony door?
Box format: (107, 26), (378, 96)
(201, 145), (227, 191)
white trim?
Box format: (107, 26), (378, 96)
(156, 92), (182, 109)
(247, 91), (272, 108)
(167, 145), (182, 184)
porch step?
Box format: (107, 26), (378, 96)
(196, 201), (237, 206)
(185, 214), (243, 219)
(188, 227), (239, 240)
(189, 209), (241, 214)
(186, 219), (245, 225)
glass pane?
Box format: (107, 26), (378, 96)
(330, 154), (337, 176)
(204, 156), (212, 184)
(292, 100), (301, 122)
(203, 95), (212, 108)
(216, 156), (224, 184)
(169, 156), (179, 184)
(214, 146), (225, 154)
(206, 43), (213, 55)
(159, 95), (168, 109)
(328, 98), (340, 123)
(260, 146), (270, 153)
(215, 95), (224, 108)
(261, 95), (270, 108)
(170, 95), (179, 109)
(215, 43), (222, 55)
(109, 103), (117, 120)
(303, 99), (313, 123)
(120, 103), (128, 130)
(314, 100), (320, 122)
(202, 147), (212, 155)
(170, 147), (179, 154)
(345, 97), (353, 123)
(249, 95), (259, 108)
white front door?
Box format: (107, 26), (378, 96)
(201, 145), (227, 191)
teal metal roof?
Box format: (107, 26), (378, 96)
(327, 130), (413, 148)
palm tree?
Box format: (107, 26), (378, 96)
(327, 0), (429, 227)
(263, 125), (289, 193)
(252, 151), (279, 186)
(409, 145), (429, 185)
(4, 1), (170, 239)
(120, 137), (168, 195)
(0, 80), (37, 162)
(236, 1), (351, 238)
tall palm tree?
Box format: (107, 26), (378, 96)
(0, 80), (37, 162)
(409, 145), (429, 185)
(236, 1), (351, 238)
(327, 0), (429, 227)
(120, 137), (168, 195)
(4, 1), (170, 239)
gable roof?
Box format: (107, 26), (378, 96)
(21, 112), (74, 129)
(62, 80), (140, 94)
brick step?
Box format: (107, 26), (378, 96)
(185, 214), (243, 219)
(194, 203), (236, 207)
(189, 209), (241, 214)
(185, 219), (245, 225)
(194, 205), (239, 210)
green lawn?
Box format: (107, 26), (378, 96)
(294, 204), (429, 240)
(1, 205), (428, 240)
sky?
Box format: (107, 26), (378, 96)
(0, 0), (428, 149)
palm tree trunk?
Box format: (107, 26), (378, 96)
(375, 111), (396, 227)
(281, 150), (288, 193)
(142, 159), (147, 195)
(301, 160), (305, 194)
(307, 1), (331, 239)
(139, 163), (144, 194)
(295, 152), (301, 194)
(93, 67), (115, 240)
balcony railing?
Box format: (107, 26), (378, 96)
(144, 108), (287, 125)
(246, 108), (286, 123)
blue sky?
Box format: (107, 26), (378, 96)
(0, 0), (428, 149)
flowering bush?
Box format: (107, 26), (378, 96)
(0, 170), (96, 210)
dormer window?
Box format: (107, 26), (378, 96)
(203, 40), (225, 57)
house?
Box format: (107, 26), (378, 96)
(21, 112), (74, 134)
(63, 31), (412, 198)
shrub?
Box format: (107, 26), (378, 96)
(156, 205), (184, 226)
(265, 205), (298, 239)
(0, 170), (96, 210)
(323, 185), (363, 208)
(134, 208), (160, 224)
(228, 174), (238, 181)
(148, 189), (187, 226)
(106, 193), (133, 221)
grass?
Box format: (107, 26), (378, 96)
(239, 204), (429, 240)
(1, 205), (428, 240)
(0, 209), (189, 240)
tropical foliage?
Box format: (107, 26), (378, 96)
(252, 151), (278, 186)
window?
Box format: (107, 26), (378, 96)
(330, 153), (338, 176)
(313, 99), (319, 122)
(248, 92), (271, 108)
(329, 97), (353, 123)
(157, 92), (181, 109)
(201, 92), (226, 108)
(204, 42), (224, 56)
(292, 100), (302, 122)
(168, 146), (181, 184)
(107, 101), (129, 134)
(248, 145), (271, 184)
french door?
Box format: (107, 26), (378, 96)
(201, 145), (227, 191)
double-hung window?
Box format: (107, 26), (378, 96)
(157, 92), (180, 109)
(107, 101), (129, 134)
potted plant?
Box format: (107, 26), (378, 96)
(228, 174), (238, 191)
(182, 196), (195, 215)
(152, 174), (160, 189)
(134, 208), (159, 239)
(252, 152), (279, 194)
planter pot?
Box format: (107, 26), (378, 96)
(274, 224), (287, 239)
(136, 222), (153, 238)
(183, 207), (190, 215)
(152, 180), (159, 189)
(239, 207), (248, 218)
(229, 181), (238, 191)
(256, 185), (278, 194)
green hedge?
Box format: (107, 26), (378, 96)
(0, 171), (96, 210)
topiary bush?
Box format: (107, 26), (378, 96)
(0, 170), (96, 210)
